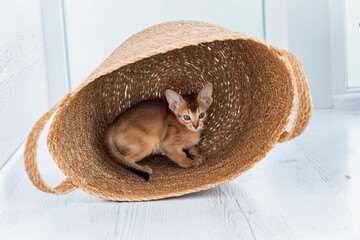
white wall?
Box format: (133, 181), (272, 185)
(0, 0), (49, 168)
(286, 0), (333, 109)
(264, 0), (289, 49)
(344, 0), (360, 88)
(63, 0), (264, 90)
(329, 0), (347, 95)
(41, 0), (70, 106)
(265, 0), (334, 109)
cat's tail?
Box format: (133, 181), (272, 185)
(103, 133), (151, 181)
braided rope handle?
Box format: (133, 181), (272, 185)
(24, 93), (77, 194)
(275, 48), (312, 143)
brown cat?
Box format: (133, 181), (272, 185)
(103, 83), (213, 180)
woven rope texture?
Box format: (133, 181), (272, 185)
(24, 21), (312, 201)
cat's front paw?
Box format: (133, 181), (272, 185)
(183, 148), (195, 160)
(193, 154), (205, 165)
(143, 165), (153, 175)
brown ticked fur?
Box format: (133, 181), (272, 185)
(103, 83), (213, 180)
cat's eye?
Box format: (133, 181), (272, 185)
(183, 115), (191, 121)
(199, 113), (205, 119)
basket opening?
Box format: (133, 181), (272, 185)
(53, 39), (293, 200)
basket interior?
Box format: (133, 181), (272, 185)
(51, 39), (293, 200)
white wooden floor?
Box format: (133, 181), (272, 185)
(1, 94), (360, 240)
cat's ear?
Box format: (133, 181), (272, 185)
(166, 89), (185, 111)
(198, 83), (213, 107)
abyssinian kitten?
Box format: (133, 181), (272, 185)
(103, 83), (213, 181)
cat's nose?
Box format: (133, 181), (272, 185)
(193, 124), (199, 129)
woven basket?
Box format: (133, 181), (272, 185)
(24, 20), (312, 201)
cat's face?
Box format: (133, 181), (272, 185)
(166, 83), (213, 131)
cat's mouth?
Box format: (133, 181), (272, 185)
(191, 128), (201, 132)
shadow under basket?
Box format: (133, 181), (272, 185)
(24, 20), (312, 201)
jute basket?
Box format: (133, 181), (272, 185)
(24, 20), (312, 201)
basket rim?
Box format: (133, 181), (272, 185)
(46, 44), (295, 201)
